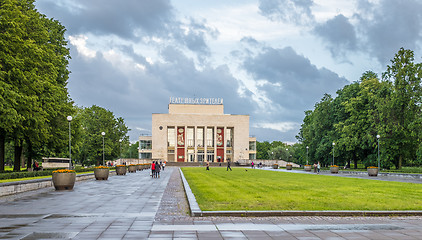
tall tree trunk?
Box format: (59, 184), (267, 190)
(353, 155), (358, 169)
(398, 155), (403, 169)
(26, 138), (33, 170)
(0, 129), (5, 171)
(13, 140), (23, 171)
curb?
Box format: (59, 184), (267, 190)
(179, 168), (201, 216)
(179, 168), (422, 217)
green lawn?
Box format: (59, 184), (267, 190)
(181, 167), (422, 211)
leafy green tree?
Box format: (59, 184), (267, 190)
(297, 94), (337, 166)
(256, 141), (271, 159)
(75, 105), (129, 166)
(335, 72), (383, 168)
(0, 0), (71, 171)
(381, 48), (422, 169)
(123, 142), (139, 159)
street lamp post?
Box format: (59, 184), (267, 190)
(119, 139), (122, 159)
(377, 135), (380, 170)
(332, 142), (335, 166)
(101, 132), (105, 166)
(271, 151), (274, 160)
(306, 146), (309, 165)
(67, 116), (72, 169)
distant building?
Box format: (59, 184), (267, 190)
(138, 98), (256, 162)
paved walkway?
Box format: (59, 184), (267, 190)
(1, 167), (422, 239)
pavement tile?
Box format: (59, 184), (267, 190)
(219, 230), (246, 238)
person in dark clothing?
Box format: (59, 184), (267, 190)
(206, 161), (210, 171)
(155, 161), (161, 178)
(227, 160), (232, 171)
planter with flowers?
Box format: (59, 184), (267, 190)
(367, 166), (379, 176)
(286, 164), (293, 170)
(272, 164), (279, 169)
(136, 164), (142, 171)
(128, 164), (137, 173)
(52, 169), (76, 190)
(94, 166), (109, 180)
(304, 165), (312, 171)
(116, 165), (127, 175)
(330, 165), (339, 174)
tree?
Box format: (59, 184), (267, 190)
(75, 105), (129, 166)
(381, 48), (422, 169)
(0, 0), (71, 171)
(297, 94), (337, 166)
(335, 72), (383, 168)
(256, 141), (271, 159)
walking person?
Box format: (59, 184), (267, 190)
(227, 160), (232, 171)
(151, 161), (156, 178)
(251, 161), (254, 169)
(156, 161), (161, 178)
(162, 161), (166, 171)
(206, 161), (210, 171)
(317, 161), (321, 174)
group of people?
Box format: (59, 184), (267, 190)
(205, 160), (265, 171)
(151, 161), (165, 178)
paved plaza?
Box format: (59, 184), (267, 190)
(1, 167), (422, 239)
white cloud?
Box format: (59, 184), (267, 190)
(253, 122), (300, 132)
(68, 35), (96, 58)
(136, 127), (151, 132)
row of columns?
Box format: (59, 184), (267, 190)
(169, 125), (233, 162)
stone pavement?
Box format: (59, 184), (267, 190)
(1, 167), (422, 239)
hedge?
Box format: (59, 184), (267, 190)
(0, 166), (113, 180)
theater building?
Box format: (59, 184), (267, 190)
(141, 97), (256, 163)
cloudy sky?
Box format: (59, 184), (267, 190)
(35, 0), (422, 143)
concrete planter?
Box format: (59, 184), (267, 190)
(94, 168), (109, 180)
(52, 172), (76, 190)
(304, 165), (312, 171)
(367, 167), (379, 176)
(128, 165), (137, 173)
(116, 166), (127, 175)
(272, 164), (279, 169)
(136, 164), (142, 171)
(286, 165), (293, 170)
(330, 166), (339, 174)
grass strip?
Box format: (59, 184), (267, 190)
(181, 167), (422, 211)
(0, 171), (95, 183)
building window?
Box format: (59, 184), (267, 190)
(249, 141), (256, 151)
(249, 153), (256, 160)
(197, 127), (204, 147)
(168, 149), (175, 153)
(140, 140), (152, 150)
(168, 127), (175, 147)
(207, 150), (214, 162)
(187, 127), (194, 147)
(207, 127), (214, 147)
(197, 150), (204, 162)
(226, 128), (233, 147)
(140, 153), (152, 159)
(188, 149), (195, 162)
